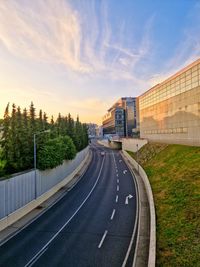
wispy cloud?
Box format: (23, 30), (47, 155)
(0, 0), (153, 85)
(0, 0), (89, 72)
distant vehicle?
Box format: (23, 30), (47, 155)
(100, 151), (105, 156)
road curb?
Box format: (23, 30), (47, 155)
(121, 150), (156, 267)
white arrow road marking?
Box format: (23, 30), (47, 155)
(125, 194), (133, 205)
(123, 170), (127, 174)
(98, 230), (108, 248)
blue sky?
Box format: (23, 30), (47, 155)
(0, 0), (200, 124)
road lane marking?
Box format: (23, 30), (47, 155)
(116, 195), (118, 203)
(110, 209), (116, 220)
(125, 194), (133, 205)
(0, 150), (93, 249)
(116, 173), (119, 177)
(121, 153), (139, 267)
(117, 185), (119, 191)
(24, 155), (106, 267)
(123, 170), (127, 174)
(117, 179), (119, 184)
(98, 230), (108, 248)
(26, 247), (49, 267)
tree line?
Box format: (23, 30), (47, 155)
(0, 102), (88, 176)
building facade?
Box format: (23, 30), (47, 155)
(139, 58), (200, 146)
(102, 97), (139, 137)
(87, 123), (98, 138)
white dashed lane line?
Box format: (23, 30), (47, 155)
(116, 195), (118, 203)
(98, 230), (108, 249)
(110, 209), (116, 220)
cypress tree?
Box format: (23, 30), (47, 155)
(22, 108), (32, 169)
(38, 109), (44, 131)
(43, 112), (48, 130)
(1, 103), (11, 166)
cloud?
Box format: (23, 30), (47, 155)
(0, 0), (90, 72)
(0, 0), (154, 86)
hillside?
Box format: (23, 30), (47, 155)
(128, 143), (200, 267)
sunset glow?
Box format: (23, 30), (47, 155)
(0, 0), (200, 124)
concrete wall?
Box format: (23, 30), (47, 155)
(97, 139), (110, 148)
(122, 151), (156, 267)
(122, 138), (148, 152)
(0, 147), (89, 231)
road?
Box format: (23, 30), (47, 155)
(0, 142), (138, 267)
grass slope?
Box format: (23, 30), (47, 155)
(128, 144), (200, 267)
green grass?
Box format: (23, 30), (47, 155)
(127, 143), (200, 267)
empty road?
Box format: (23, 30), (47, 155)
(0, 142), (138, 267)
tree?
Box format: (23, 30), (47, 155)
(0, 102), (88, 176)
(1, 103), (10, 170)
(22, 108), (32, 169)
(37, 137), (65, 170)
(61, 135), (76, 160)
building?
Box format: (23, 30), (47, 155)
(139, 58), (200, 146)
(102, 97), (139, 138)
(87, 123), (98, 138)
(95, 125), (103, 138)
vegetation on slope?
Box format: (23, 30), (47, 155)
(128, 143), (200, 267)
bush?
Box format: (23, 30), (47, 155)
(37, 135), (76, 170)
(60, 135), (76, 160)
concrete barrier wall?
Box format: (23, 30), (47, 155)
(97, 139), (110, 148)
(122, 150), (156, 267)
(122, 138), (148, 152)
(0, 147), (89, 231)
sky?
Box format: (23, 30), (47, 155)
(0, 0), (200, 124)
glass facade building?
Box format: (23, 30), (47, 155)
(102, 97), (139, 137)
(139, 58), (200, 146)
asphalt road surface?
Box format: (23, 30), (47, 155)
(0, 142), (138, 267)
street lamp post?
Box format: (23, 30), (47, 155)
(136, 143), (139, 173)
(34, 130), (50, 199)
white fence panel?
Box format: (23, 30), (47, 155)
(0, 147), (88, 220)
(0, 181), (6, 218)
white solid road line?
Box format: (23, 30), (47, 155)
(24, 156), (106, 267)
(110, 209), (116, 220)
(98, 230), (108, 248)
(116, 195), (118, 203)
(117, 185), (119, 191)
